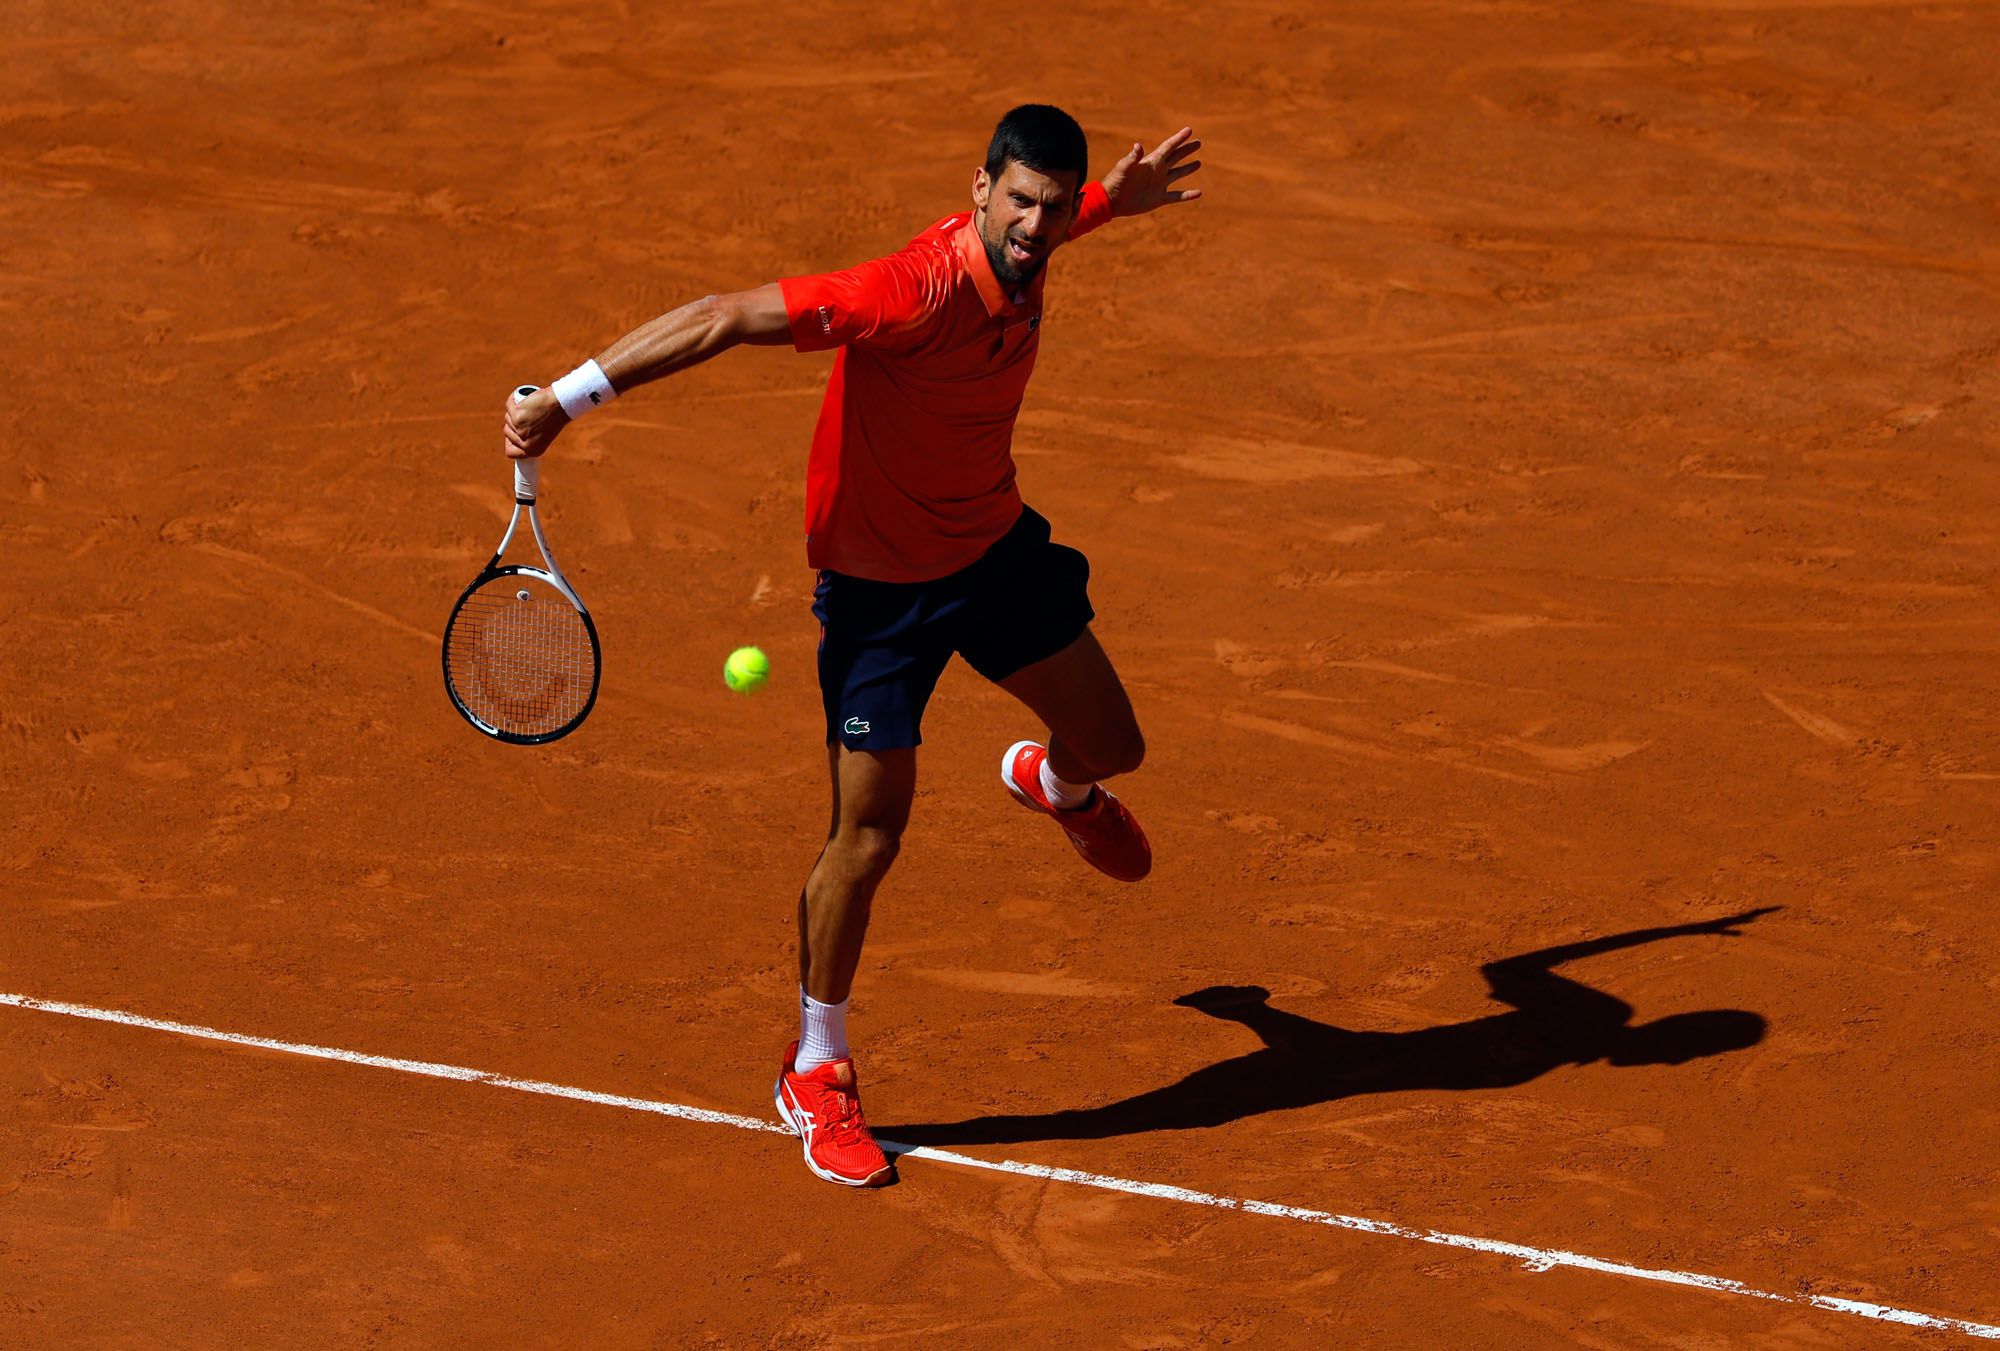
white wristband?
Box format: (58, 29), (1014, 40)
(551, 359), (617, 420)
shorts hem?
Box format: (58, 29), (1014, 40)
(965, 612), (1094, 684)
(827, 729), (924, 753)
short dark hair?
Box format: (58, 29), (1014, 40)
(984, 104), (1088, 187)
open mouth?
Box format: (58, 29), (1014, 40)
(1007, 237), (1039, 264)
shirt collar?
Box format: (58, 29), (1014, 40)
(955, 213), (1045, 318)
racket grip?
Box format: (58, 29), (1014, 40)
(511, 384), (541, 501)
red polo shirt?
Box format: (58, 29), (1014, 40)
(778, 180), (1115, 582)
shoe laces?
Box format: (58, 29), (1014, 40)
(820, 1084), (867, 1142)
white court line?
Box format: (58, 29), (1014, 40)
(3, 990), (1995, 1342)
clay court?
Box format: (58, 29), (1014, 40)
(6, 0), (2000, 1344)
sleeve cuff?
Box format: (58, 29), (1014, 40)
(1068, 180), (1115, 240)
(778, 276), (839, 352)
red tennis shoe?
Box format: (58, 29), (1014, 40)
(1001, 740), (1153, 882)
(774, 1042), (894, 1188)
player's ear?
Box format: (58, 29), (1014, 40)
(972, 166), (991, 211)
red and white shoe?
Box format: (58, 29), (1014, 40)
(773, 1042), (894, 1188)
(1001, 740), (1152, 882)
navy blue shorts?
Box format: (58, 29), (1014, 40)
(814, 505), (1094, 751)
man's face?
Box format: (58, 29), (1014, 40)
(973, 160), (1080, 292)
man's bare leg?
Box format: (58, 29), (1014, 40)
(798, 743), (916, 1005)
(772, 743), (913, 1189)
(998, 628), (1146, 783)
(996, 628), (1152, 881)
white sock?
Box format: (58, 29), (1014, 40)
(1040, 756), (1096, 811)
(796, 990), (850, 1073)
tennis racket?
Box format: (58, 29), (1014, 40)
(442, 385), (602, 744)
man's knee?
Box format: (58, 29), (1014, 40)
(1120, 727), (1146, 776)
(1067, 725), (1144, 780)
(832, 824), (902, 879)
(1096, 724), (1144, 778)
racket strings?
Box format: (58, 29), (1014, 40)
(445, 580), (596, 737)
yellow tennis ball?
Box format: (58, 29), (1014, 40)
(724, 645), (770, 694)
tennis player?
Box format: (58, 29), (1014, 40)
(505, 105), (1202, 1187)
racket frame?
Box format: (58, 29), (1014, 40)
(441, 385), (603, 745)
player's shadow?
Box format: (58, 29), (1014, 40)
(881, 908), (1776, 1151)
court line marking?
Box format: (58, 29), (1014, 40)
(3, 990), (1994, 1342)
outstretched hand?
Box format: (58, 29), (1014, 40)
(1102, 126), (1204, 218)
(1175, 984), (1270, 1012)
(503, 386), (568, 460)
(1697, 905), (1783, 937)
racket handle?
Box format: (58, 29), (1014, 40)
(511, 384), (541, 501)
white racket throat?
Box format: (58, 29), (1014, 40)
(499, 386), (585, 612)
(492, 488), (585, 613)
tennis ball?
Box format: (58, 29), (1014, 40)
(724, 645), (770, 694)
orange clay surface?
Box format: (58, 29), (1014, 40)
(5, 2), (2000, 1346)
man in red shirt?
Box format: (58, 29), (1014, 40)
(505, 105), (1202, 1188)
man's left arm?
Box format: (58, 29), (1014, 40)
(1068, 126), (1204, 242)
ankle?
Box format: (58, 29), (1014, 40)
(796, 989), (851, 1072)
(1039, 757), (1096, 811)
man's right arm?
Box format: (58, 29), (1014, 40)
(504, 282), (789, 459)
